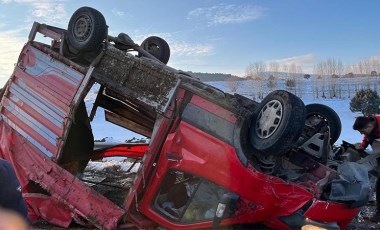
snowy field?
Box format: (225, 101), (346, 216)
(82, 79), (373, 172)
(85, 80), (366, 152)
(210, 79), (373, 148)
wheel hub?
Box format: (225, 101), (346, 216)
(148, 44), (160, 56)
(74, 15), (92, 41)
(256, 100), (283, 139)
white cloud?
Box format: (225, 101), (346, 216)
(270, 54), (316, 74)
(274, 54), (316, 65)
(187, 4), (265, 26)
(111, 9), (125, 17)
(1, 0), (68, 25)
(133, 33), (214, 57)
(171, 42), (214, 56)
(0, 29), (26, 87)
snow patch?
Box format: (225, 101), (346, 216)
(87, 160), (140, 173)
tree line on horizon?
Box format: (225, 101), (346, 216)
(223, 57), (380, 100)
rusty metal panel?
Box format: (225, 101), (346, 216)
(0, 44), (85, 159)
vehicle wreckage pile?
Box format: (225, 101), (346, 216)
(0, 6), (377, 230)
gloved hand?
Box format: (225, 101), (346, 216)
(354, 143), (364, 150)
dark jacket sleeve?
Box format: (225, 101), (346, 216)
(0, 159), (29, 221)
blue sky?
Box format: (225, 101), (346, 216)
(1, 0), (380, 86)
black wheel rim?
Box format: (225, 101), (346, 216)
(147, 43), (160, 57)
(73, 15), (92, 41)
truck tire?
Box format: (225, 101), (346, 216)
(249, 90), (306, 156)
(67, 7), (107, 51)
(139, 36), (170, 64)
(305, 103), (341, 144)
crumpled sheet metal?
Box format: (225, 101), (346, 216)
(0, 122), (125, 229)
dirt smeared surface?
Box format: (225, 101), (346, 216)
(93, 46), (179, 112)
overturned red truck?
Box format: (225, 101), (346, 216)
(0, 7), (370, 230)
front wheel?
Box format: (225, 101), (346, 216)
(249, 90), (306, 156)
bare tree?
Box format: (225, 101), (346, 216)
(285, 63), (296, 94)
(345, 62), (352, 75)
(325, 58), (342, 98)
(362, 58), (372, 76)
(326, 58), (337, 76)
(266, 61), (279, 90)
(246, 61), (266, 79)
(337, 60), (344, 98)
(297, 65), (303, 74)
(245, 63), (255, 79)
(296, 65), (304, 97)
(282, 64), (289, 79)
(226, 76), (238, 93)
(245, 61), (266, 99)
(289, 63), (297, 75)
(370, 57), (380, 74)
(352, 63), (359, 75)
(337, 60), (344, 77)
(357, 61), (365, 75)
(314, 61), (327, 98)
(269, 61), (280, 76)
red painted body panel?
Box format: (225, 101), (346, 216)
(138, 121), (314, 229)
(92, 144), (148, 159)
(190, 95), (237, 123)
(0, 122), (124, 229)
(0, 43), (125, 229)
(304, 200), (359, 229)
(1, 44), (84, 159)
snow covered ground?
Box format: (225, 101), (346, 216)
(85, 83), (147, 143)
(84, 79), (370, 170)
(87, 160), (139, 173)
(302, 98), (362, 145)
(209, 79), (367, 147)
(86, 79), (367, 147)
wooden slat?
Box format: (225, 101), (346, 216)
(99, 94), (155, 129)
(105, 111), (152, 137)
(104, 88), (157, 120)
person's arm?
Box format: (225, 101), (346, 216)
(360, 135), (369, 149)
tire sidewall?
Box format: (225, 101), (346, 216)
(250, 90), (306, 156)
(67, 7), (107, 51)
(139, 36), (170, 64)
